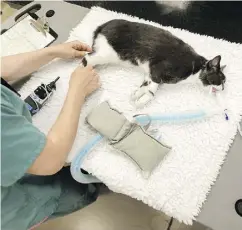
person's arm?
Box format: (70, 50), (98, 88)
(1, 41), (92, 83)
(1, 48), (56, 82)
(27, 65), (100, 175)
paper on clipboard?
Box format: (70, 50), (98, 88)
(1, 15), (55, 57)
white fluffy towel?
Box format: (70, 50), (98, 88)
(19, 7), (242, 224)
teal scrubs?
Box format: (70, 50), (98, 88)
(1, 85), (98, 230)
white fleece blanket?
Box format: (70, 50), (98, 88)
(19, 7), (242, 224)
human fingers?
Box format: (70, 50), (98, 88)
(71, 40), (92, 52)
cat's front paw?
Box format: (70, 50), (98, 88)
(133, 92), (154, 108)
(131, 87), (146, 101)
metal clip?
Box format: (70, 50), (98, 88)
(29, 16), (49, 37)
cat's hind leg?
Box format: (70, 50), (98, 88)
(82, 52), (106, 67)
(131, 79), (159, 108)
(82, 34), (121, 67)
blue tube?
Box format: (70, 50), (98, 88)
(71, 110), (207, 184)
(135, 110), (206, 124)
(70, 134), (103, 184)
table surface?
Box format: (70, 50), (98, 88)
(2, 1), (242, 230)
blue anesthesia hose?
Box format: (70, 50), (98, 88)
(70, 110), (214, 184)
(70, 134), (103, 184)
(134, 110), (207, 124)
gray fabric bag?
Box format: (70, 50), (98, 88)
(86, 101), (171, 173)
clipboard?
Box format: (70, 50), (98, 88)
(1, 11), (58, 57)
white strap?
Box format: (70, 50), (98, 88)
(211, 87), (242, 137)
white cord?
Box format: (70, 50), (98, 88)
(212, 86), (242, 137)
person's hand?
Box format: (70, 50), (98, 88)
(49, 41), (92, 59)
(70, 65), (100, 98)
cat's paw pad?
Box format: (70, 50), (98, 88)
(134, 92), (154, 108)
(131, 87), (146, 101)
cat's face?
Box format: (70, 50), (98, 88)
(199, 55), (226, 90)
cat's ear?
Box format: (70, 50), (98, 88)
(221, 65), (226, 72)
(208, 55), (221, 68)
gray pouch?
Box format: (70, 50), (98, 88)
(86, 101), (133, 140)
(86, 101), (171, 173)
(111, 125), (171, 172)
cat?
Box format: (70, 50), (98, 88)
(82, 19), (226, 107)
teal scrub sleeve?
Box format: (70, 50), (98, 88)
(1, 104), (47, 187)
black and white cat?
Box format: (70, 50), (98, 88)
(83, 19), (226, 107)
